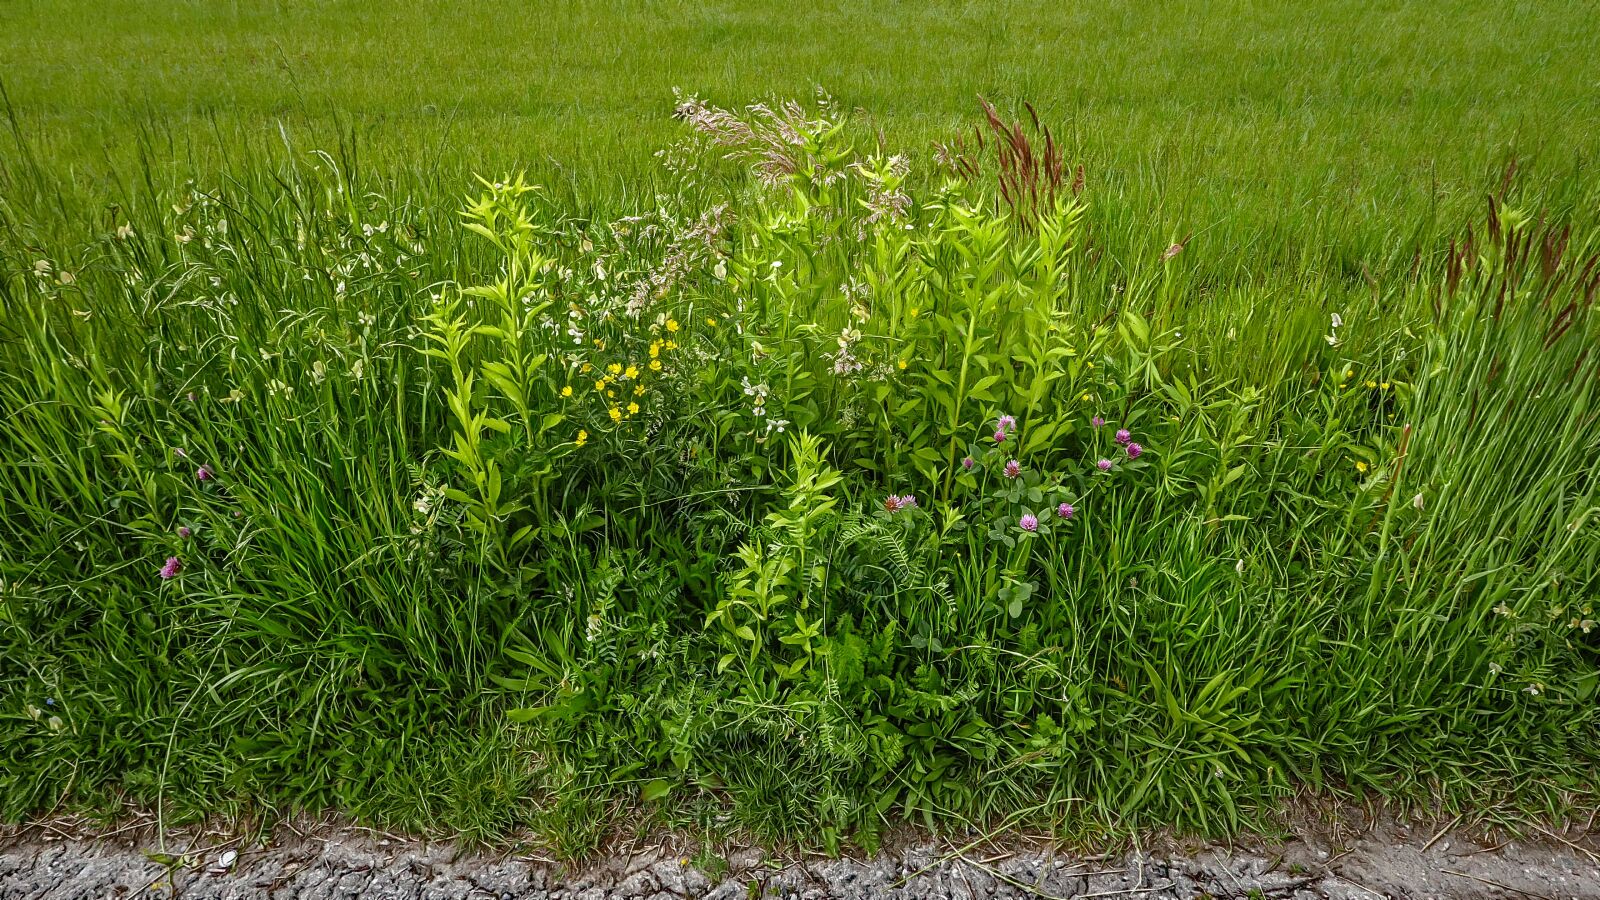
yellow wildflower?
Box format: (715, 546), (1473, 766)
(627, 401), (640, 416)
(649, 359), (662, 372)
(580, 362), (593, 374)
(560, 385), (573, 398)
(1379, 381), (1390, 390)
(1080, 392), (1091, 402)
(633, 384), (645, 396)
(607, 362), (622, 376)
(897, 359), (908, 370)
(705, 317), (718, 327)
(1365, 380), (1377, 389)
(1355, 460), (1368, 473)
(624, 365), (639, 380)
(649, 342), (661, 359)
(575, 429), (588, 446)
(666, 318), (680, 333)
(594, 379), (607, 392)
(608, 406), (622, 423)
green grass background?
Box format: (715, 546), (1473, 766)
(5, 0), (1599, 223)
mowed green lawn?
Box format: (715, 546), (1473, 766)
(4, 0), (1599, 236)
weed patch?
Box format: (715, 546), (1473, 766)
(2, 97), (1597, 852)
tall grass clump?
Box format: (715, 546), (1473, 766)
(2, 97), (1596, 851)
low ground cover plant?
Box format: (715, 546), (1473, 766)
(2, 98), (1597, 851)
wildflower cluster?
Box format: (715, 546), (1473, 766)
(5, 94), (1597, 850)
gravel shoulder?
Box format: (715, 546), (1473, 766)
(4, 817), (1599, 900)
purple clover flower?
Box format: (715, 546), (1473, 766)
(961, 456), (975, 471)
(1019, 514), (1039, 532)
(1115, 428), (1131, 445)
(1126, 442), (1143, 459)
(1097, 458), (1113, 472)
(196, 464), (214, 482)
(884, 495), (903, 512)
(159, 557), (183, 580)
(1091, 416), (1105, 429)
(1057, 503), (1074, 519)
(900, 494), (918, 509)
(993, 429), (1007, 443)
(1004, 459), (1022, 479)
(178, 526), (192, 538)
(997, 414), (1017, 432)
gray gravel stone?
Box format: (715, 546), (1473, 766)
(3, 823), (1600, 899)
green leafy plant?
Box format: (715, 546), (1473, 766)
(708, 431), (840, 682)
